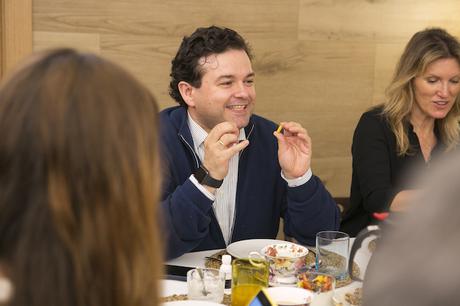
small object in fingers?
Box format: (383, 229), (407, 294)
(218, 140), (225, 146)
(276, 124), (284, 134)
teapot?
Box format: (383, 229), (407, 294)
(348, 212), (390, 281)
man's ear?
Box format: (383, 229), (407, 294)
(178, 81), (195, 107)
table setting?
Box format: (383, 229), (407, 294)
(162, 231), (374, 306)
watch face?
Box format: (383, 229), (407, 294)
(194, 165), (207, 182)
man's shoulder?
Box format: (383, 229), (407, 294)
(250, 114), (278, 131)
(160, 106), (184, 120)
(159, 106), (186, 129)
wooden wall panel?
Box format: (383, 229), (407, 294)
(31, 0), (460, 197)
(100, 34), (178, 107)
(34, 31), (100, 52)
(0, 0), (33, 78)
(372, 43), (405, 104)
(298, 0), (460, 42)
(34, 0), (299, 39)
(251, 40), (375, 113)
(0, 4), (2, 77)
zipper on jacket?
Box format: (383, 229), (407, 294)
(239, 123), (254, 158)
(179, 133), (200, 168)
(179, 132), (227, 245)
(229, 122), (254, 243)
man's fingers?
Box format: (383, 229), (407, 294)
(207, 121), (239, 142)
(218, 133), (239, 148)
(226, 139), (249, 155)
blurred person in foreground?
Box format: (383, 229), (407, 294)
(0, 49), (162, 306)
(341, 28), (460, 236)
(160, 25), (340, 259)
(363, 152), (460, 306)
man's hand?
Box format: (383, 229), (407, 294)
(203, 122), (249, 180)
(273, 121), (311, 179)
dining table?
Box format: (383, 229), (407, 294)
(162, 237), (373, 306)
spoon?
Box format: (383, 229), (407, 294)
(196, 267), (209, 296)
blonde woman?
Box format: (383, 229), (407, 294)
(342, 28), (460, 236)
(0, 49), (162, 306)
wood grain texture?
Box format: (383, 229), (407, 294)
(372, 43), (406, 104)
(1, 0), (33, 77)
(29, 0), (460, 196)
(0, 3), (3, 77)
(299, 0), (460, 42)
(34, 31), (100, 52)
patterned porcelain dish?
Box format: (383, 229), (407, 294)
(261, 243), (309, 286)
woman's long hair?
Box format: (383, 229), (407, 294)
(0, 49), (162, 306)
(383, 28), (460, 155)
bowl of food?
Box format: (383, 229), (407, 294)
(297, 271), (335, 293)
(297, 271), (335, 305)
(261, 243), (309, 285)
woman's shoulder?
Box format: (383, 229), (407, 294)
(361, 105), (385, 119)
(357, 105), (388, 129)
(353, 105), (395, 150)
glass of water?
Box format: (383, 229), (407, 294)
(316, 231), (350, 281)
(187, 268), (225, 303)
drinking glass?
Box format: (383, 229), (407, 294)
(187, 268), (224, 303)
(316, 231), (350, 281)
(231, 256), (269, 306)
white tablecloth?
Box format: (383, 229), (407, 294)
(166, 249), (223, 269)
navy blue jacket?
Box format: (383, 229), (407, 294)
(159, 106), (340, 259)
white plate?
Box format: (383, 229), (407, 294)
(226, 239), (288, 258)
(162, 301), (224, 306)
(266, 287), (314, 304)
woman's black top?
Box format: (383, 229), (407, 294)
(341, 106), (446, 236)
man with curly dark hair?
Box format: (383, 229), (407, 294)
(160, 25), (340, 259)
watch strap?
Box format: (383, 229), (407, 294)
(193, 165), (223, 188)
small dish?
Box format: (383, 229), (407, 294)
(297, 271), (336, 306)
(297, 271), (335, 293)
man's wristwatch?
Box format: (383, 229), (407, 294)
(194, 165), (223, 188)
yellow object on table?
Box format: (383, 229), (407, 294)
(231, 257), (269, 306)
